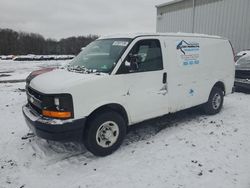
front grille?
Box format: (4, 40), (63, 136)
(26, 86), (43, 114)
(27, 87), (43, 101)
(29, 103), (42, 115)
(235, 70), (250, 79)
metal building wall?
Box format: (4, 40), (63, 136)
(157, 0), (193, 33)
(157, 0), (250, 52)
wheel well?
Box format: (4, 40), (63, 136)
(86, 103), (129, 126)
(213, 81), (225, 95)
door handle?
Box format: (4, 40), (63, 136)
(163, 72), (167, 84)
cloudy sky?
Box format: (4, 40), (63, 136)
(0, 0), (169, 40)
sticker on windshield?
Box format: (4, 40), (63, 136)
(112, 41), (129, 47)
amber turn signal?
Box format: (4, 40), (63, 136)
(42, 110), (71, 119)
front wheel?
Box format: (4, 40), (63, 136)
(83, 111), (126, 156)
(203, 87), (224, 115)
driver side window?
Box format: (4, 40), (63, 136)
(117, 39), (163, 74)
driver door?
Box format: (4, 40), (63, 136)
(114, 38), (169, 124)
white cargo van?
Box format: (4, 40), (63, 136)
(22, 33), (235, 156)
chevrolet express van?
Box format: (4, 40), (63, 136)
(22, 33), (235, 156)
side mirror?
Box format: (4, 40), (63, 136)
(125, 61), (131, 67)
(125, 54), (140, 72)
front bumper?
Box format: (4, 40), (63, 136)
(22, 105), (86, 141)
(234, 78), (250, 90)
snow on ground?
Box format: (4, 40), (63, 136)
(0, 60), (70, 82)
(0, 61), (250, 188)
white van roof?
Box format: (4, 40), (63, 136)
(99, 32), (225, 40)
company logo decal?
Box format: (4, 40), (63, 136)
(176, 40), (200, 66)
(176, 40), (200, 55)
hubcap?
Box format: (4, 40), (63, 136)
(212, 93), (221, 110)
(96, 121), (119, 148)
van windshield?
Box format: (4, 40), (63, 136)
(68, 38), (131, 73)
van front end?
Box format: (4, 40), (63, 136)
(22, 86), (86, 141)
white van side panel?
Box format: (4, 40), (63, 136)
(35, 35), (234, 125)
(70, 36), (234, 123)
(164, 36), (234, 113)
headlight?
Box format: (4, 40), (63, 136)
(42, 94), (74, 119)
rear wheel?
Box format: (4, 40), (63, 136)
(203, 87), (224, 115)
(83, 111), (126, 156)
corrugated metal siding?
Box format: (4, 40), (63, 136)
(157, 0), (250, 52)
(157, 0), (193, 33)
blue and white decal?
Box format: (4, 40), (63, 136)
(176, 40), (200, 67)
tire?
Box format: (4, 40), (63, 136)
(83, 110), (127, 156)
(203, 87), (224, 115)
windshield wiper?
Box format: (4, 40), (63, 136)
(66, 65), (100, 74)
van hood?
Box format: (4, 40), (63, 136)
(29, 69), (107, 93)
